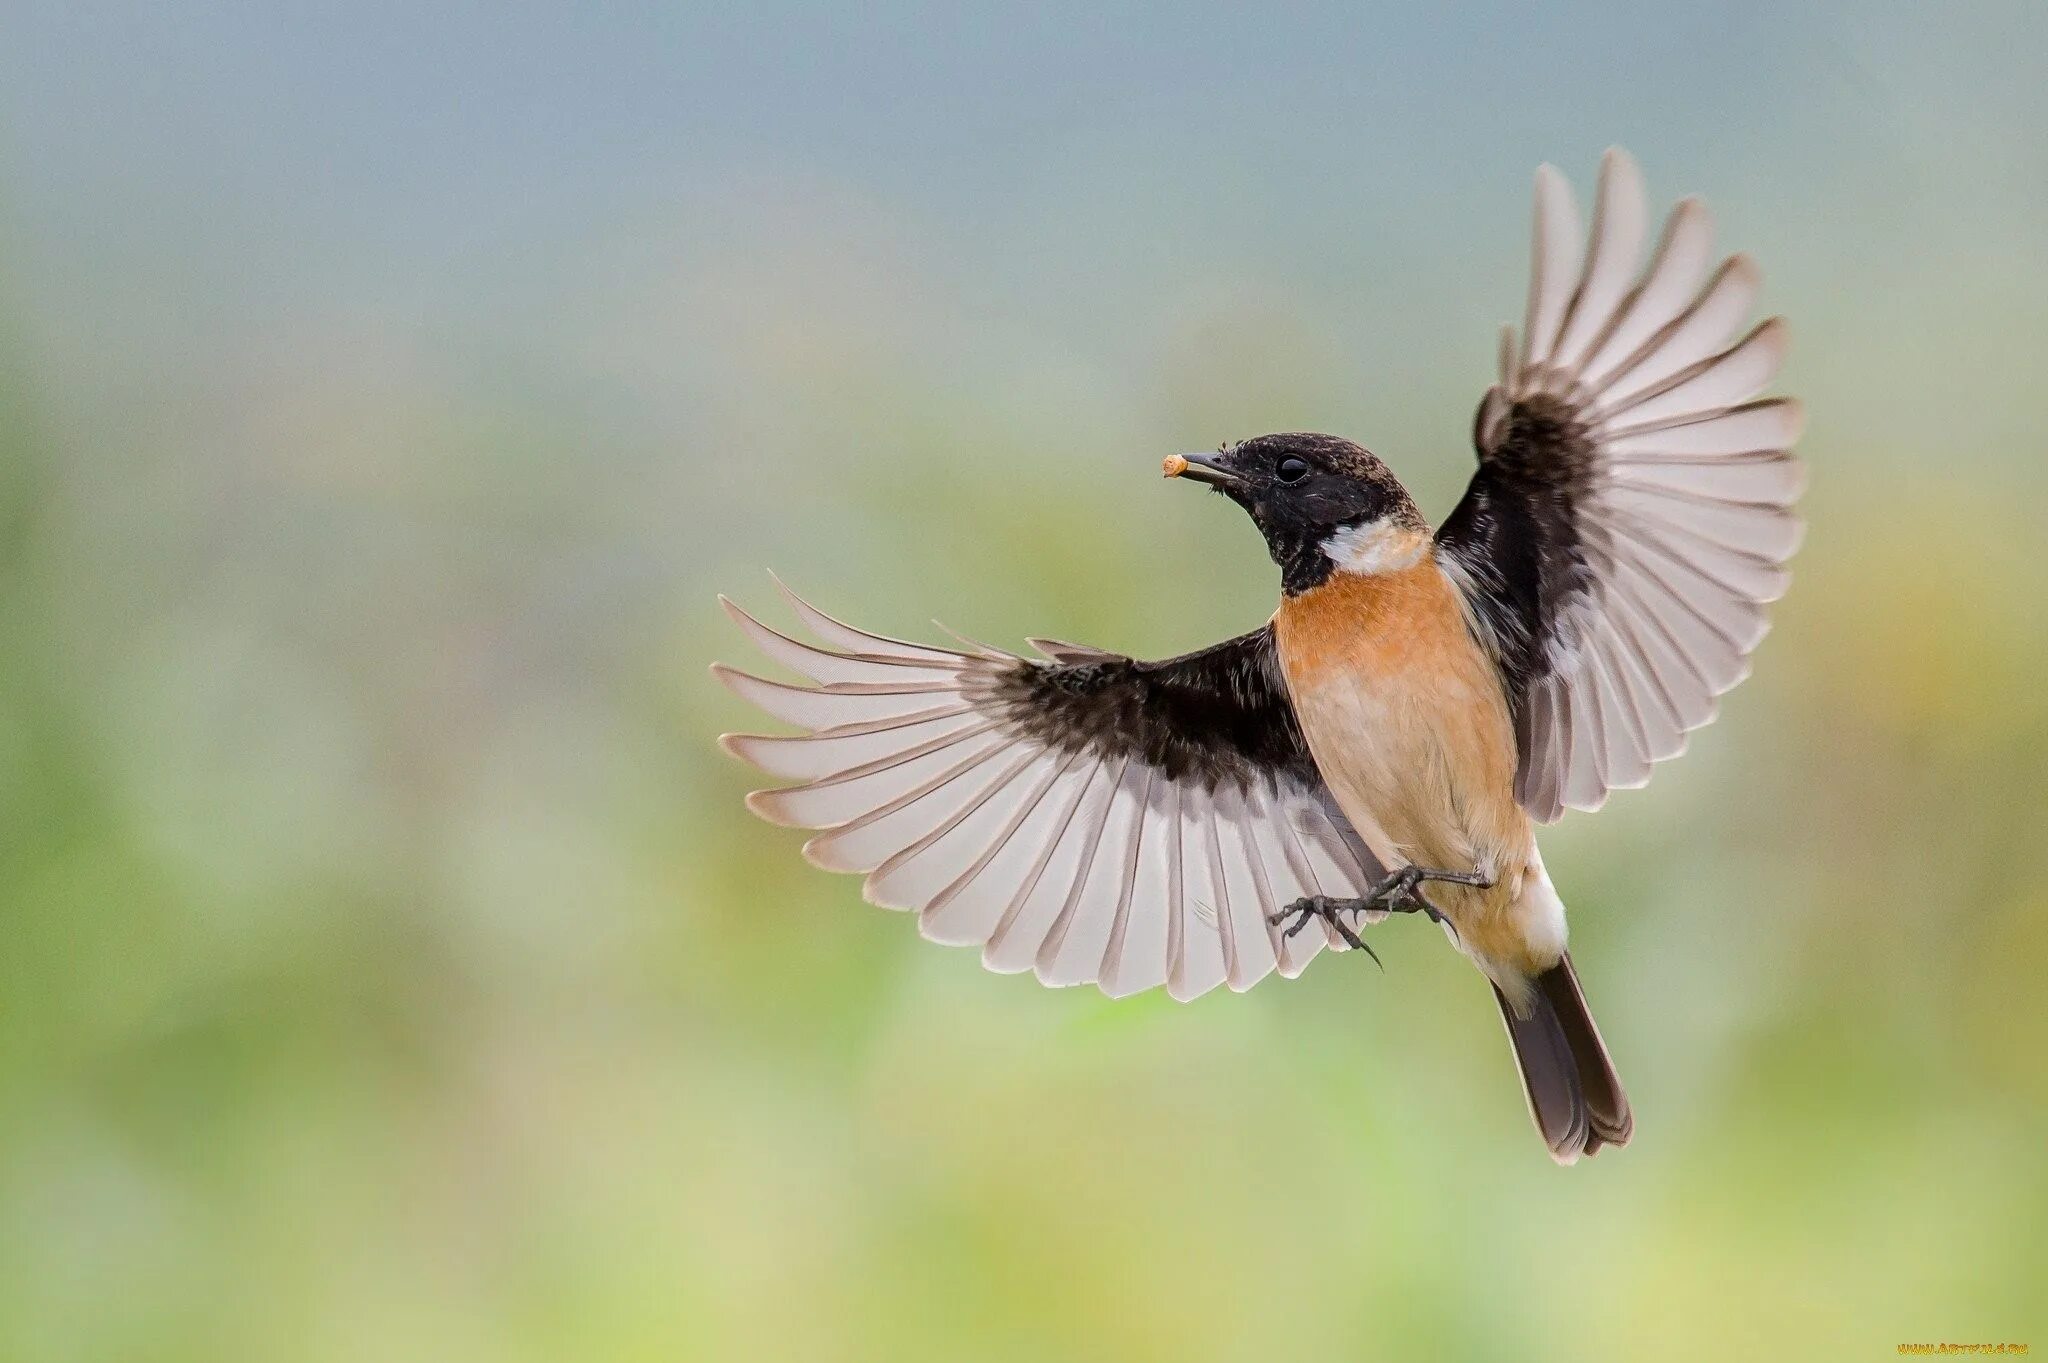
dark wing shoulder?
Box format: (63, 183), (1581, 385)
(991, 624), (1320, 792)
(715, 582), (1385, 1000)
(1436, 150), (1805, 822)
(1437, 390), (1604, 718)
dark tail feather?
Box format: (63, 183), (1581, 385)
(1492, 951), (1633, 1164)
(1539, 952), (1633, 1154)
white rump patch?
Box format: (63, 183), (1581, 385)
(1322, 516), (1426, 576)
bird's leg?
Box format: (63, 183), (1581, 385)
(1370, 864), (1494, 925)
(1268, 865), (1495, 946)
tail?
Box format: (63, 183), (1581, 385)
(1491, 952), (1633, 1164)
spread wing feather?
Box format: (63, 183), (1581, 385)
(1438, 149), (1804, 822)
(715, 581), (1388, 1000)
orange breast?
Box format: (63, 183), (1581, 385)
(1275, 556), (1489, 690)
(1273, 555), (1544, 971)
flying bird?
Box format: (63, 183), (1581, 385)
(713, 150), (1803, 1163)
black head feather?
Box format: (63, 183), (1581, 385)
(1195, 433), (1423, 594)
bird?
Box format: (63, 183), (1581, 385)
(712, 149), (1803, 1163)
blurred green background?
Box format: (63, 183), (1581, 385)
(2, 3), (2045, 1360)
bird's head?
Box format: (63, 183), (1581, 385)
(1165, 433), (1427, 595)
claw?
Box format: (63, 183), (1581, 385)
(1268, 895), (1383, 967)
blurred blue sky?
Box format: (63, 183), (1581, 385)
(1, 1), (2041, 690)
(5, 3), (2041, 353)
(1, 1), (2043, 611)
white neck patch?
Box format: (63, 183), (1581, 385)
(1321, 515), (1426, 576)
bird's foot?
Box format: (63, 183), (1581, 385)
(1267, 895), (1382, 966)
(1268, 865), (1495, 955)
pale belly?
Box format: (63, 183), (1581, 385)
(1274, 560), (1564, 981)
(1290, 665), (1521, 877)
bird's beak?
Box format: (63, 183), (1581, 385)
(1162, 451), (1242, 488)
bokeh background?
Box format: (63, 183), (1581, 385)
(3, 4), (2045, 1359)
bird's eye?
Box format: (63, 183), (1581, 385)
(1275, 457), (1310, 485)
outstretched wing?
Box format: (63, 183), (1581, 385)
(1437, 149), (1805, 823)
(714, 578), (1388, 1000)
